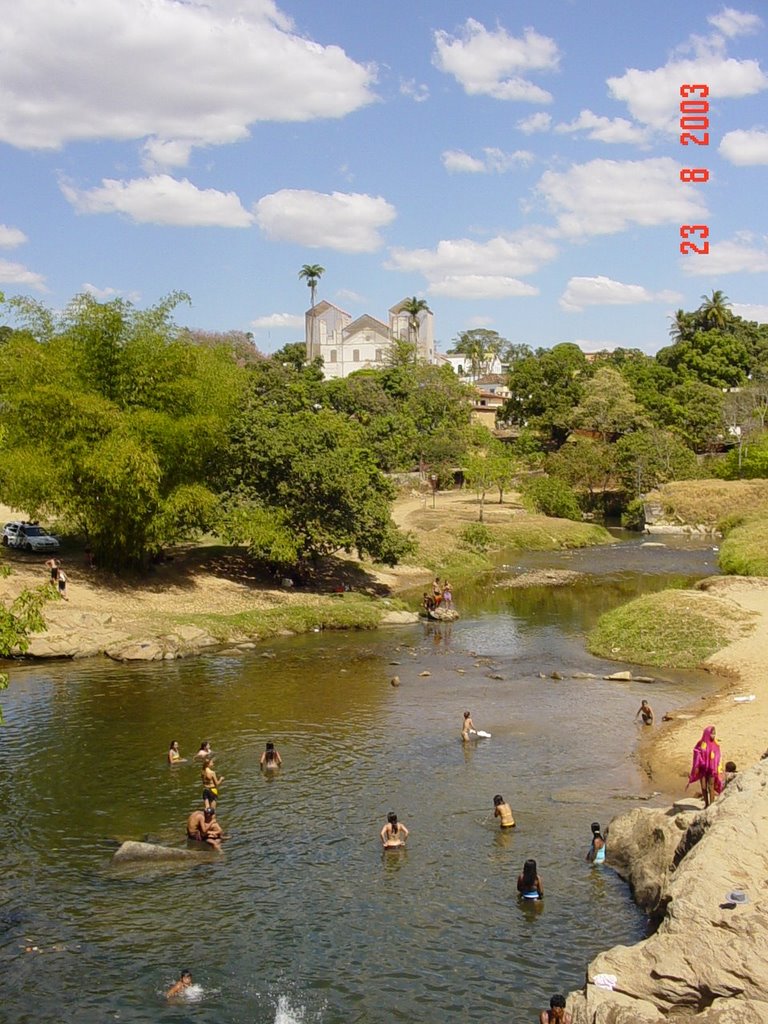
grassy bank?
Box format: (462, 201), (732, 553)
(587, 589), (756, 668)
(164, 593), (408, 643)
(719, 517), (768, 576)
(647, 479), (768, 529)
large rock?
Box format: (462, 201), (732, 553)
(105, 639), (167, 661)
(571, 763), (768, 1021)
(379, 610), (420, 625)
(111, 841), (203, 864)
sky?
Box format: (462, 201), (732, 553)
(1, 0), (767, 357)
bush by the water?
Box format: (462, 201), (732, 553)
(588, 589), (755, 668)
(621, 498), (646, 530)
(718, 518), (768, 576)
(521, 476), (581, 521)
(460, 522), (493, 552)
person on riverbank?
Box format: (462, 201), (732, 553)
(461, 710), (476, 742)
(186, 807), (226, 850)
(539, 993), (572, 1023)
(167, 740), (186, 765)
(165, 970), (193, 999)
(635, 699), (654, 726)
(432, 577), (443, 607)
(201, 758), (224, 810)
(517, 859), (543, 900)
(260, 741), (282, 770)
(687, 725), (723, 807)
(586, 822), (606, 864)
(380, 811), (409, 849)
(724, 760), (738, 787)
(194, 741), (212, 760)
(45, 558), (61, 587)
(441, 580), (453, 609)
(56, 568), (68, 600)
(493, 794), (515, 829)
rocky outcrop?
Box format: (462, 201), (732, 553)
(111, 840), (210, 864)
(379, 610), (420, 625)
(569, 763), (768, 1021)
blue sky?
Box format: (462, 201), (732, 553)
(1, 1), (766, 356)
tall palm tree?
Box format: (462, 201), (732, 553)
(668, 308), (693, 344)
(400, 296), (431, 357)
(698, 290), (731, 330)
(299, 264), (325, 308)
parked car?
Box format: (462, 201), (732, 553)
(2, 521), (60, 553)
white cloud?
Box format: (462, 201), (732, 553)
(608, 53), (767, 133)
(335, 288), (365, 305)
(0, 224), (27, 248)
(559, 276), (679, 312)
(387, 230), (557, 298)
(681, 236), (768, 275)
(536, 157), (708, 237)
(61, 175), (254, 227)
(555, 110), (650, 145)
(141, 138), (195, 172)
(433, 19), (558, 102)
(732, 303), (768, 324)
(708, 7), (762, 38)
(466, 315), (495, 328)
(400, 79), (429, 103)
(719, 128), (768, 165)
(81, 282), (140, 301)
(251, 312), (305, 330)
(517, 112), (551, 134)
(0, 0), (375, 151)
(442, 147), (534, 173)
(0, 258), (46, 290)
(254, 190), (396, 252)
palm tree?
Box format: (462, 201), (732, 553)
(698, 290), (731, 330)
(299, 264), (325, 308)
(400, 296), (431, 357)
(668, 309), (693, 344)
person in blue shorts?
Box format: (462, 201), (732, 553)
(517, 858), (543, 899)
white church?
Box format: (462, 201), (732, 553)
(305, 298), (435, 379)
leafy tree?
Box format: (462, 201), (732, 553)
(698, 289), (731, 330)
(661, 380), (724, 450)
(571, 366), (647, 439)
(298, 264), (325, 308)
(464, 452), (496, 522)
(450, 329), (506, 380)
(521, 476), (581, 520)
(720, 430), (768, 479)
(0, 571), (53, 724)
(503, 343), (591, 443)
(547, 438), (615, 509)
(667, 308), (695, 344)
(656, 328), (750, 389)
(613, 429), (698, 495)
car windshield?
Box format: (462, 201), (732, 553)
(23, 527), (48, 537)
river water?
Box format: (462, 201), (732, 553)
(0, 535), (719, 1023)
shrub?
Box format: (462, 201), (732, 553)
(521, 476), (581, 521)
(460, 522), (493, 552)
(621, 498), (646, 530)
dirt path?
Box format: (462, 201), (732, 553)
(640, 576), (768, 792)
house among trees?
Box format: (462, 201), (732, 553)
(305, 298), (435, 379)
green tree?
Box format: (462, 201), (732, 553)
(464, 452), (496, 521)
(399, 297), (431, 353)
(503, 343), (591, 444)
(450, 329), (506, 380)
(0, 571), (53, 724)
(613, 429), (698, 495)
(698, 289), (731, 330)
(721, 430), (768, 479)
(547, 438), (615, 509)
(571, 366), (646, 440)
(521, 476), (581, 520)
(298, 264), (325, 308)
(662, 380), (724, 450)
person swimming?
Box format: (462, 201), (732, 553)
(586, 822), (606, 864)
(167, 740), (185, 765)
(380, 811), (409, 849)
(517, 858), (543, 899)
(165, 970), (193, 999)
(194, 741), (212, 760)
(260, 741), (282, 770)
(493, 794), (515, 829)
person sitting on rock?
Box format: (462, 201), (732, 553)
(724, 760), (738, 787)
(539, 993), (571, 1023)
(186, 807), (225, 850)
(422, 592), (436, 612)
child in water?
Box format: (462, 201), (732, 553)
(493, 794), (515, 829)
(586, 822), (606, 864)
(380, 811), (409, 849)
(517, 858), (543, 899)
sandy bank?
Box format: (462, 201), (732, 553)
(640, 576), (768, 793)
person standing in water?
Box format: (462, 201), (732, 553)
(635, 700), (654, 725)
(461, 710), (476, 742)
(201, 758), (224, 810)
(165, 970), (193, 999)
(586, 822), (606, 864)
(517, 858), (543, 899)
(260, 741), (282, 770)
(380, 811), (409, 849)
(493, 794), (515, 828)
(540, 993), (572, 1023)
(194, 741), (212, 760)
(167, 740), (185, 765)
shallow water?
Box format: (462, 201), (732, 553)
(0, 537), (718, 1023)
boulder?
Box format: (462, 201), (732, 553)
(105, 639), (167, 662)
(111, 841), (204, 864)
(379, 610), (420, 625)
(606, 671), (633, 681)
(606, 805), (695, 913)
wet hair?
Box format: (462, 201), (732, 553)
(493, 795), (504, 806)
(591, 821), (602, 836)
(550, 994), (566, 1009)
(181, 969), (192, 980)
(198, 741), (209, 751)
(204, 807), (215, 817)
(169, 740), (178, 749)
(266, 742), (274, 751)
(463, 711), (471, 720)
(522, 859), (538, 888)
(202, 757), (212, 769)
(725, 761), (737, 772)
(387, 811), (398, 835)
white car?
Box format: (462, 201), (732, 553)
(2, 521), (60, 553)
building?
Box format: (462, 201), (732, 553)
(305, 298), (435, 379)
(469, 374), (511, 429)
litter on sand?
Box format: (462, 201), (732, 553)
(733, 695), (756, 703)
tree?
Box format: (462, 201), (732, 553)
(570, 367), (647, 440)
(668, 308), (695, 344)
(0, 572), (53, 724)
(298, 265), (325, 308)
(450, 329), (506, 380)
(548, 438), (615, 509)
(656, 328), (750, 389)
(698, 289), (731, 330)
(464, 452), (496, 522)
(722, 391), (761, 475)
(662, 380), (724, 450)
(613, 429), (698, 494)
(503, 343), (591, 444)
(399, 296), (431, 354)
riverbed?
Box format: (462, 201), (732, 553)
(0, 535), (720, 1023)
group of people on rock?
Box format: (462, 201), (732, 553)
(423, 576), (453, 612)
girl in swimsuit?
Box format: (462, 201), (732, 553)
(168, 740), (185, 764)
(517, 858), (543, 899)
(380, 811), (409, 849)
(493, 794), (515, 828)
(586, 822), (606, 864)
(260, 742), (282, 770)
(201, 758), (224, 810)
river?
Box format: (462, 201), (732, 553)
(0, 534), (720, 1023)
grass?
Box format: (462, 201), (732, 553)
(719, 517), (768, 576)
(587, 589), (756, 669)
(647, 480), (768, 528)
(163, 592), (405, 643)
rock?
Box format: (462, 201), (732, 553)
(641, 542), (667, 548)
(111, 841), (205, 864)
(573, 672), (600, 679)
(633, 676), (656, 684)
(419, 671), (431, 677)
(390, 676), (400, 687)
(487, 673), (504, 680)
(380, 610), (420, 625)
(496, 569), (584, 588)
(105, 639), (166, 662)
(238, 642), (257, 650)
(170, 624), (219, 648)
(606, 671), (633, 681)
(570, 762), (768, 1020)
(551, 671), (564, 680)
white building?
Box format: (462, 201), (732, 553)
(305, 298), (435, 379)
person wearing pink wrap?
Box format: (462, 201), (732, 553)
(687, 725), (723, 807)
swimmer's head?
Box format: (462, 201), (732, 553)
(493, 795), (504, 806)
(266, 742), (274, 751)
(591, 821), (602, 835)
(170, 740), (178, 749)
(463, 711), (471, 720)
(550, 994), (566, 1009)
(180, 970), (192, 983)
(204, 807), (215, 819)
(387, 811), (398, 826)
